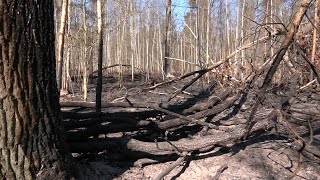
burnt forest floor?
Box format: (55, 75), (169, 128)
(60, 73), (320, 180)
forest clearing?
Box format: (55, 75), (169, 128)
(0, 0), (320, 179)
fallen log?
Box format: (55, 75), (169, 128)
(61, 112), (105, 119)
(63, 114), (148, 129)
(61, 99), (218, 130)
(68, 120), (272, 155)
(62, 92), (238, 133)
(62, 110), (160, 120)
(66, 120), (151, 141)
(61, 98), (195, 113)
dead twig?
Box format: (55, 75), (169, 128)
(211, 164), (228, 180)
(168, 70), (206, 101)
(155, 152), (188, 180)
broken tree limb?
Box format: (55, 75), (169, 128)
(61, 100), (217, 129)
(143, 69), (206, 91)
(193, 93), (240, 119)
(66, 121), (150, 141)
(154, 30), (287, 99)
(168, 70), (206, 101)
(295, 42), (320, 85)
(90, 64), (141, 76)
(68, 120), (272, 155)
(61, 100), (187, 112)
(244, 0), (313, 138)
(61, 100), (158, 109)
(144, 33), (283, 91)
(155, 93), (240, 130)
(182, 88), (233, 114)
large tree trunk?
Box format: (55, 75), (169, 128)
(0, 1), (71, 179)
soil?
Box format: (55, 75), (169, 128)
(61, 73), (320, 180)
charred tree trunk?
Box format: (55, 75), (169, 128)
(163, 0), (172, 77)
(0, 1), (71, 179)
(96, 0), (103, 112)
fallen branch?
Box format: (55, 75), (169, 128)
(90, 64), (142, 76)
(182, 88), (232, 114)
(295, 42), (320, 85)
(244, 0), (312, 138)
(144, 33), (283, 91)
(156, 93), (240, 130)
(155, 152), (188, 180)
(66, 121), (150, 141)
(211, 164), (228, 180)
(61, 99), (217, 129)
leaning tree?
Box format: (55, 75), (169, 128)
(0, 0), (72, 179)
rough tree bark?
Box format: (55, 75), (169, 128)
(0, 1), (72, 179)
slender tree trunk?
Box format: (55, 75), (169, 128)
(56, 0), (69, 92)
(270, 0), (274, 56)
(206, 0), (212, 68)
(196, 0), (201, 70)
(311, 0), (319, 64)
(264, 0), (271, 60)
(235, 0), (241, 77)
(241, 0), (246, 80)
(96, 0), (103, 112)
(146, 7), (150, 81)
(0, 1), (71, 179)
(130, 2), (135, 81)
(64, 0), (72, 92)
(82, 0), (88, 101)
(163, 0), (172, 77)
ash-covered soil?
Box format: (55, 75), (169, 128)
(61, 73), (320, 180)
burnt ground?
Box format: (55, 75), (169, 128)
(61, 73), (320, 180)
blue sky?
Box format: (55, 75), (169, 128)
(172, 0), (189, 30)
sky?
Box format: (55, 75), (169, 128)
(172, 0), (189, 31)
